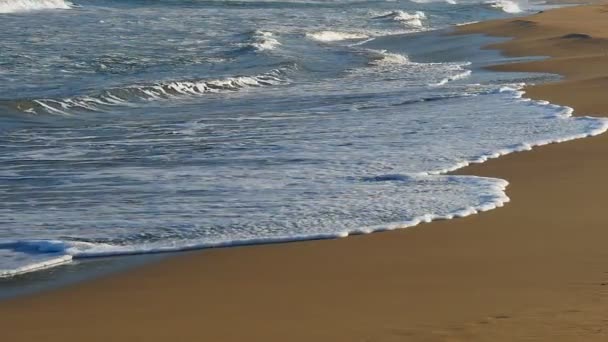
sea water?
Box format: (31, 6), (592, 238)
(0, 0), (605, 278)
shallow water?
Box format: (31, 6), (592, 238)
(1, 0), (605, 278)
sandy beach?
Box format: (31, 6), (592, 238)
(4, 3), (608, 341)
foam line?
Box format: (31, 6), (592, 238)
(0, 177), (508, 276)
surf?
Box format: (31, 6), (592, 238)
(3, 68), (291, 115)
(0, 0), (73, 13)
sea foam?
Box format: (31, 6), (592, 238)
(245, 30), (281, 52)
(373, 10), (427, 28)
(430, 69), (473, 86)
(367, 50), (411, 66)
(0, 176), (510, 278)
(11, 68), (290, 115)
(0, 0), (73, 13)
(306, 31), (370, 42)
(488, 0), (525, 13)
(2, 82), (607, 278)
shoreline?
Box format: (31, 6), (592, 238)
(4, 4), (608, 341)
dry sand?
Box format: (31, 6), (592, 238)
(3, 4), (608, 341)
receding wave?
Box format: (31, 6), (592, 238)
(0, 0), (73, 13)
(4, 69), (289, 115)
(0, 176), (509, 278)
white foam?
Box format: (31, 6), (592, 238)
(0, 241), (73, 277)
(430, 69), (472, 86)
(25, 69), (288, 114)
(0, 0), (73, 13)
(365, 49), (472, 80)
(0, 254), (72, 278)
(488, 0), (525, 13)
(456, 21), (480, 26)
(247, 30), (281, 52)
(0, 178), (509, 276)
(408, 0), (526, 13)
(4, 82), (608, 278)
(373, 10), (427, 28)
(306, 31), (369, 42)
(423, 84), (608, 175)
(368, 50), (411, 66)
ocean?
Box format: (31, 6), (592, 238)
(0, 0), (606, 280)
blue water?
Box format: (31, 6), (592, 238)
(1, 0), (605, 278)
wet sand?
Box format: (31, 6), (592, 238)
(3, 4), (608, 341)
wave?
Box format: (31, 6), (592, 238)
(244, 30), (281, 52)
(364, 49), (472, 87)
(373, 10), (427, 28)
(408, 0), (525, 13)
(424, 84), (608, 174)
(5, 68), (290, 115)
(3, 83), (607, 278)
(306, 31), (369, 42)
(367, 50), (411, 66)
(306, 10), (428, 44)
(487, 0), (524, 13)
(0, 0), (73, 13)
(429, 69), (472, 86)
(0, 177), (509, 277)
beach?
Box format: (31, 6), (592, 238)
(3, 3), (608, 341)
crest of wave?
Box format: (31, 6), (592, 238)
(368, 52), (410, 67)
(0, 0), (73, 13)
(247, 30), (281, 51)
(373, 10), (427, 28)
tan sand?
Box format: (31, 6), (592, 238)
(3, 4), (608, 341)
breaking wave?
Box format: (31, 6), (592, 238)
(367, 50), (411, 66)
(373, 10), (427, 28)
(243, 30), (281, 52)
(5, 69), (290, 115)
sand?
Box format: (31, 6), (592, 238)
(3, 4), (608, 341)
